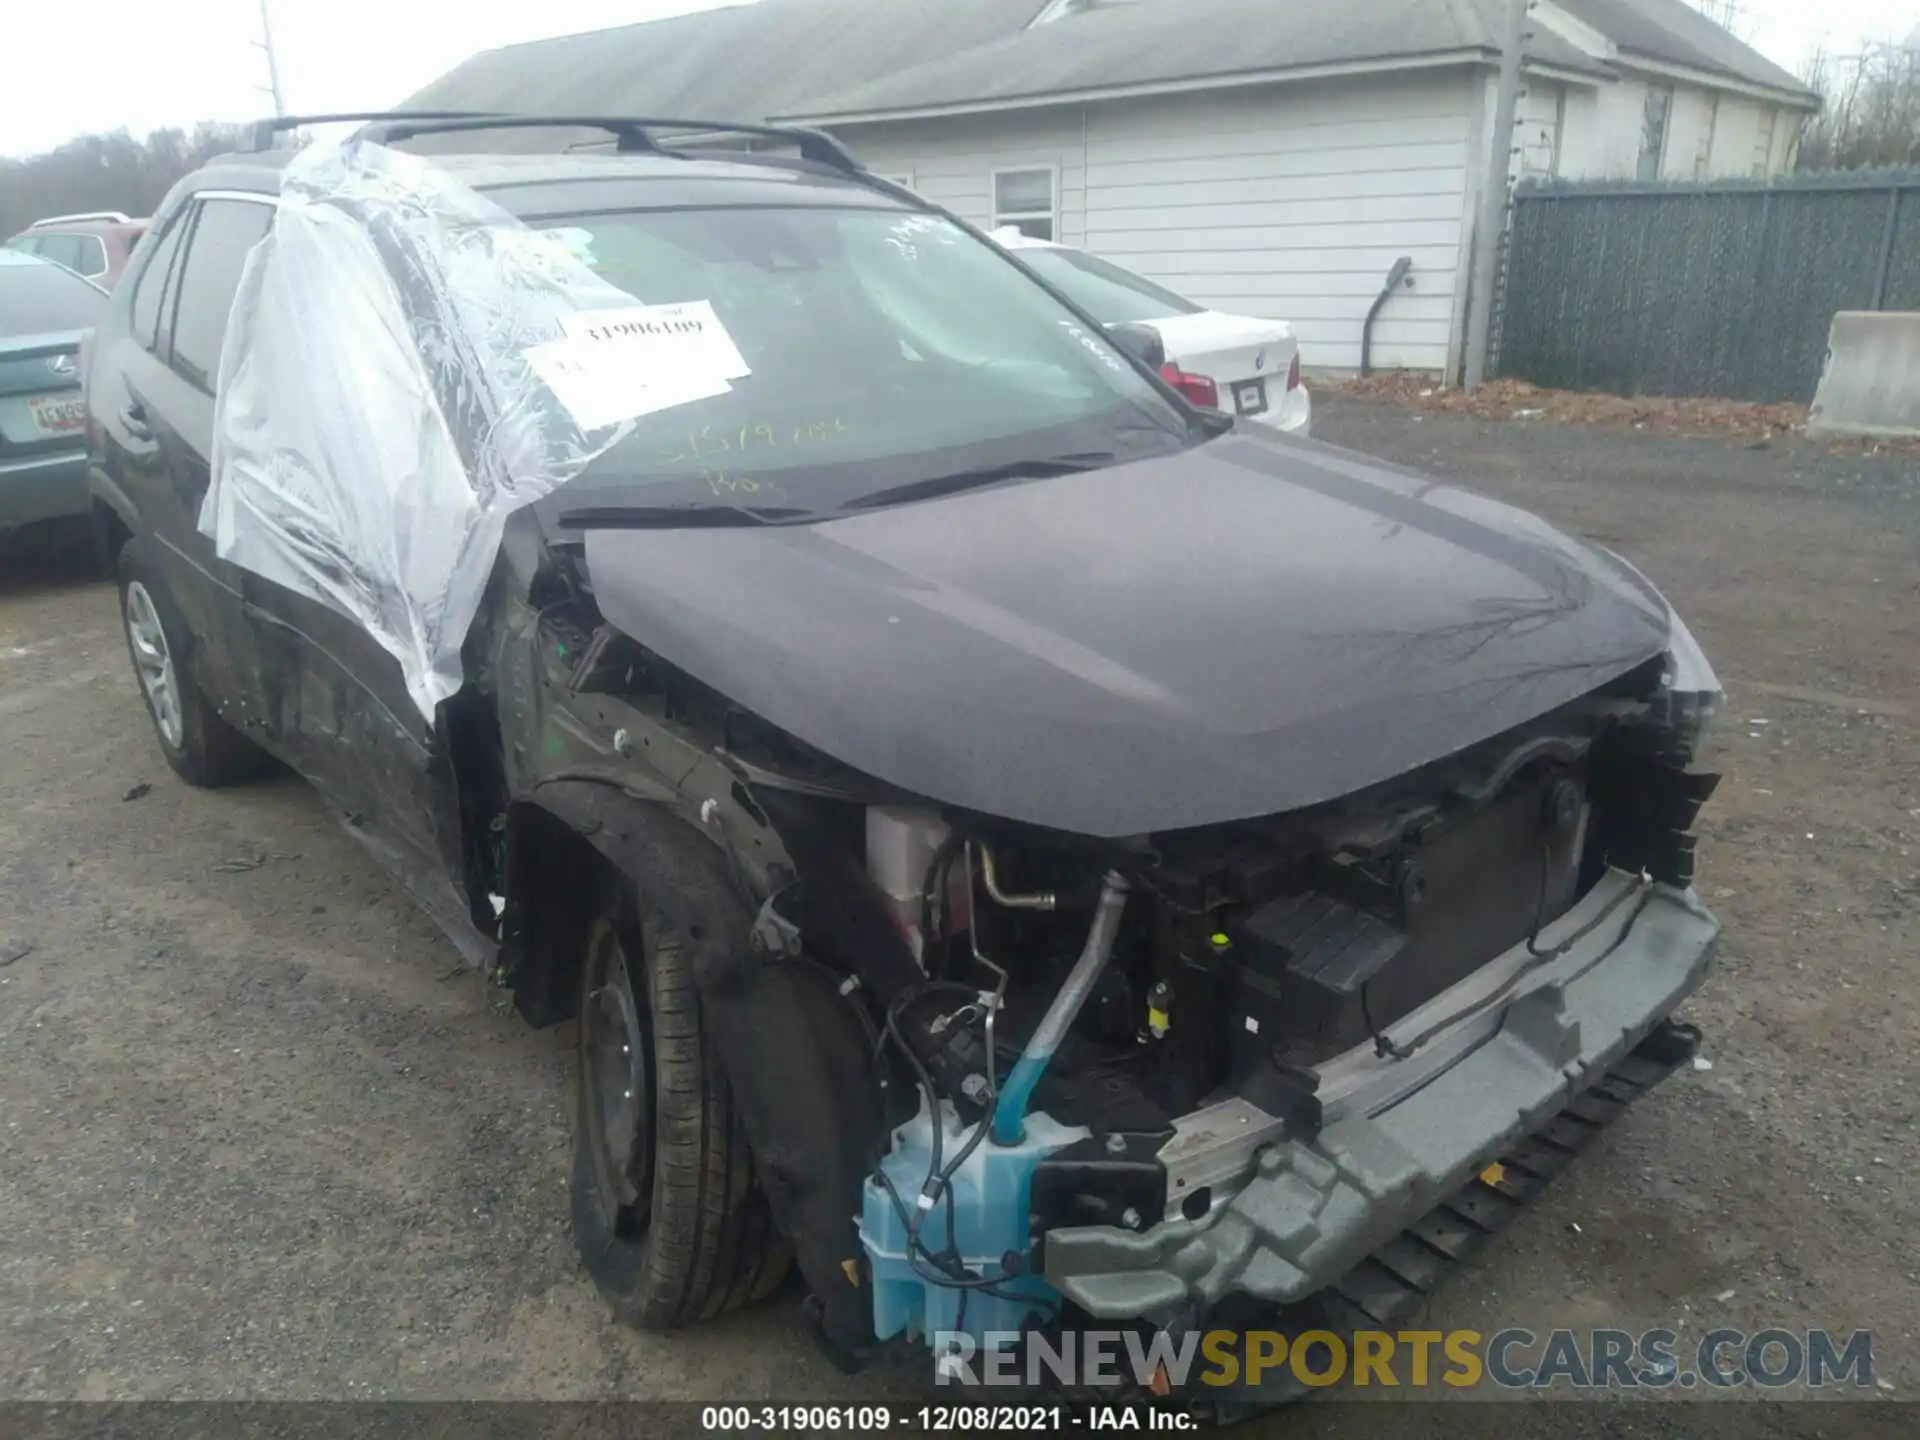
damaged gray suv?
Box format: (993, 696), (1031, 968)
(85, 113), (1724, 1408)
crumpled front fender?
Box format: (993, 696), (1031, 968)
(501, 778), (881, 1359)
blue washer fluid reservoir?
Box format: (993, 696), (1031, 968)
(861, 1098), (1088, 1348)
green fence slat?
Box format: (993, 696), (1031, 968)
(1495, 172), (1920, 403)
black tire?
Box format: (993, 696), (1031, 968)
(116, 539), (269, 788)
(570, 876), (791, 1328)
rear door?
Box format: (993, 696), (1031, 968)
(95, 192), (277, 734)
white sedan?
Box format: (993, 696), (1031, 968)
(992, 228), (1310, 437)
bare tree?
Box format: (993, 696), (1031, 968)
(1797, 38), (1920, 171)
(0, 122), (254, 239)
(1686, 0), (1751, 41)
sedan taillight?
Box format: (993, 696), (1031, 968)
(1286, 351), (1301, 392)
(1160, 362), (1219, 409)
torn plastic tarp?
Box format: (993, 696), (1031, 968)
(205, 140), (649, 718)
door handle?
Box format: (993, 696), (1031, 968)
(120, 401), (152, 441)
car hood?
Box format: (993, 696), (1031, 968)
(581, 430), (1673, 836)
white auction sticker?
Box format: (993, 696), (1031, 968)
(561, 300), (751, 381)
(523, 336), (732, 432)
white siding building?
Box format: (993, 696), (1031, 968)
(840, 76), (1481, 373)
(411, 0), (1819, 377)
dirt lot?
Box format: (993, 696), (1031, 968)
(1, 396), (1915, 1432)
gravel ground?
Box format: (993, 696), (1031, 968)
(0, 396), (1914, 1433)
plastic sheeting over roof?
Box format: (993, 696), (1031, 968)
(203, 141), (669, 717)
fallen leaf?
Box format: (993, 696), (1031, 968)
(121, 782), (152, 802)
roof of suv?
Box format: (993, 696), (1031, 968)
(185, 146), (914, 219)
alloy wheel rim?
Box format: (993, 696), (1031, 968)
(585, 922), (654, 1225)
(124, 582), (183, 750)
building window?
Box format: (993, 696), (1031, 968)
(1638, 85), (1674, 182)
(993, 168), (1057, 241)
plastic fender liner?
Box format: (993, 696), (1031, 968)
(501, 779), (881, 1359)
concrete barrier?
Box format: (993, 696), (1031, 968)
(1807, 311), (1920, 439)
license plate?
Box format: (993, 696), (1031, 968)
(1233, 378), (1268, 416)
(26, 393), (86, 438)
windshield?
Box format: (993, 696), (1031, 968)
(1014, 247), (1204, 325)
(0, 259), (105, 336)
(526, 206), (1196, 519)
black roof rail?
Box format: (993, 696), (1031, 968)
(249, 111), (865, 175)
(373, 114), (865, 174)
(247, 111), (515, 152)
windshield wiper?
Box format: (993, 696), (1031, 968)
(557, 504), (816, 531)
(847, 453), (1118, 511)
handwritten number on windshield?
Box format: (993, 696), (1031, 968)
(661, 418), (845, 466)
(703, 470), (792, 502)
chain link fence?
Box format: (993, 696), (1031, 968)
(1495, 172), (1920, 404)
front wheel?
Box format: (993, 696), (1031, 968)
(570, 879), (790, 1327)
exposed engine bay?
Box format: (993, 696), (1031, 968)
(486, 548), (1721, 1368)
(846, 676), (1715, 1352)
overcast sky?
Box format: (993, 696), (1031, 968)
(3, 0), (1915, 159)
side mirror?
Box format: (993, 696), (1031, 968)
(1108, 321), (1166, 372)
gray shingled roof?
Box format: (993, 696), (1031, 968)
(403, 0), (1050, 128)
(779, 0), (1608, 121)
(403, 0), (1816, 139)
(1557, 0), (1813, 97)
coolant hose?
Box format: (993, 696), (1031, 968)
(990, 870), (1131, 1145)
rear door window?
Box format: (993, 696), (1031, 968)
(33, 232), (86, 272)
(73, 234), (109, 279)
(167, 199), (273, 392)
(130, 210), (190, 351)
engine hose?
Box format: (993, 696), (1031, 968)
(990, 870), (1131, 1145)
